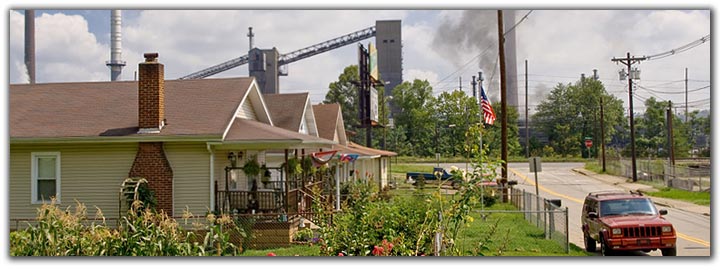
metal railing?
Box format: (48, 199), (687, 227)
(605, 158), (711, 192)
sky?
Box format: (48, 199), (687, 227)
(4, 3), (713, 117)
(2, 0), (717, 269)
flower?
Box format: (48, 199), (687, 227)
(337, 252), (345, 256)
(267, 252), (277, 256)
(372, 245), (384, 256)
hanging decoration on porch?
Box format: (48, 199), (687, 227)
(339, 153), (359, 163)
(310, 150), (338, 167)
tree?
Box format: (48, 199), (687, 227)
(433, 90), (481, 157)
(532, 79), (625, 158)
(392, 79), (436, 157)
(483, 105), (522, 157)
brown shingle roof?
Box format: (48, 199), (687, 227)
(9, 77), (253, 139)
(312, 103), (340, 141)
(263, 93), (309, 132)
(224, 118), (335, 147)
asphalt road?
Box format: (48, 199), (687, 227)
(416, 162), (711, 256)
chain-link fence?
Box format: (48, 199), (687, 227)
(505, 187), (569, 253)
(605, 158), (711, 192)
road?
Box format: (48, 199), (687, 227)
(428, 162), (711, 256)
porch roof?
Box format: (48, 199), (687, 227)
(223, 118), (336, 149)
(347, 142), (398, 157)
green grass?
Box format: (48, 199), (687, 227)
(239, 244), (321, 256)
(456, 204), (588, 256)
(644, 187), (711, 206)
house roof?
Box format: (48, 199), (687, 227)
(263, 93), (309, 132)
(312, 103), (347, 145)
(224, 118), (335, 149)
(10, 77), (249, 140)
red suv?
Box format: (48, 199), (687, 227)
(581, 190), (677, 256)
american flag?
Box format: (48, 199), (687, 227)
(480, 86), (496, 125)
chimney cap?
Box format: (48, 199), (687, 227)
(144, 53), (159, 62)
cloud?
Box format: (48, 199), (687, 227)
(9, 10), (110, 83)
(405, 69), (439, 86)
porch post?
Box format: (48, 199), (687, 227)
(336, 161), (341, 211)
(284, 149), (289, 212)
(224, 166), (230, 213)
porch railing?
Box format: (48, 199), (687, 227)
(216, 190), (284, 214)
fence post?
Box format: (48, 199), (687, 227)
(435, 210), (443, 256)
(543, 200), (549, 239)
(565, 206), (570, 253)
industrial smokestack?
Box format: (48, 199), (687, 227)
(503, 10), (519, 109)
(106, 10), (126, 81)
(24, 10), (35, 84)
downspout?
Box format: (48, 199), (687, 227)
(206, 143), (215, 212)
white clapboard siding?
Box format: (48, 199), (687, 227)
(236, 99), (258, 120)
(164, 142), (211, 217)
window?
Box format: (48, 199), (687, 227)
(31, 152), (61, 204)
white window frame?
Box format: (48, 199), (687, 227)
(31, 152), (61, 204)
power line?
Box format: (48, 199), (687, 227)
(645, 34), (710, 61)
(504, 10), (534, 36)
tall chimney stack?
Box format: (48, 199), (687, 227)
(106, 10), (126, 81)
(137, 53), (165, 133)
(24, 10), (35, 84)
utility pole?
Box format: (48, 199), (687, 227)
(612, 52), (646, 182)
(685, 68), (688, 123)
(525, 59), (529, 158)
(667, 101), (675, 166)
(497, 10), (509, 202)
(600, 95), (606, 172)
(459, 76), (462, 91)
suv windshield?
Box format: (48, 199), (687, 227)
(599, 198), (656, 217)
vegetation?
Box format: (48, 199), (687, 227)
(10, 200), (242, 256)
(324, 65), (709, 160)
(238, 202), (588, 256)
(644, 187), (710, 206)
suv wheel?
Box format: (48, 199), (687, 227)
(661, 247), (677, 256)
(600, 236), (613, 256)
(584, 234), (596, 252)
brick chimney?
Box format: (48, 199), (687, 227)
(137, 52), (165, 134)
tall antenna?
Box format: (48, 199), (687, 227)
(106, 10), (126, 81)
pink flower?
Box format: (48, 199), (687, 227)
(372, 245), (384, 256)
(267, 252), (277, 256)
(338, 252), (345, 256)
